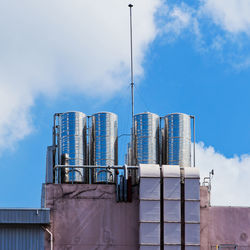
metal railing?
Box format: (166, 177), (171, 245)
(53, 165), (139, 202)
(211, 245), (250, 250)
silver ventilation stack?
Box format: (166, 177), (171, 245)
(125, 142), (133, 166)
(164, 113), (191, 167)
(59, 111), (87, 183)
(90, 112), (118, 183)
(134, 112), (160, 165)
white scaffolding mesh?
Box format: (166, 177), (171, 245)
(185, 201), (200, 222)
(139, 164), (161, 249)
(163, 166), (181, 249)
(184, 167), (200, 248)
(185, 224), (200, 245)
(140, 200), (160, 222)
(140, 223), (161, 244)
(164, 200), (181, 222)
(164, 223), (181, 244)
(140, 178), (160, 200)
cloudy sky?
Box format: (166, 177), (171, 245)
(0, 0), (250, 207)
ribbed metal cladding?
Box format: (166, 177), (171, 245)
(0, 209), (50, 224)
(0, 225), (45, 250)
(59, 111), (87, 183)
(0, 208), (49, 250)
(91, 112), (118, 183)
(134, 112), (160, 165)
(164, 113), (191, 167)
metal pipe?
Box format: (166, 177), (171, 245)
(52, 113), (62, 184)
(124, 164), (128, 201)
(55, 165), (138, 169)
(159, 117), (162, 166)
(52, 113), (62, 146)
(190, 115), (195, 167)
(42, 226), (53, 250)
(87, 116), (91, 184)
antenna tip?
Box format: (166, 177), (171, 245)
(128, 4), (133, 7)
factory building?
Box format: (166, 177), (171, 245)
(0, 208), (50, 250)
(1, 111), (250, 249)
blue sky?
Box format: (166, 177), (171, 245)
(1, 0), (250, 207)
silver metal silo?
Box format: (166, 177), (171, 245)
(134, 112), (160, 165)
(90, 112), (118, 183)
(164, 113), (191, 167)
(59, 111), (87, 183)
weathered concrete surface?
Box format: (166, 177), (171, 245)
(200, 186), (250, 249)
(44, 184), (250, 250)
(44, 184), (139, 250)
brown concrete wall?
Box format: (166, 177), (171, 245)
(44, 184), (139, 250)
(200, 186), (250, 249)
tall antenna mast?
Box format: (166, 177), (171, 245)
(128, 4), (134, 143)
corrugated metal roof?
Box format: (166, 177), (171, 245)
(0, 208), (50, 224)
(0, 224), (44, 250)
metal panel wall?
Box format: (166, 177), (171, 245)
(59, 111), (87, 183)
(91, 112), (118, 183)
(184, 168), (200, 249)
(0, 209), (50, 224)
(0, 225), (44, 250)
(139, 164), (161, 250)
(164, 113), (191, 168)
(163, 165), (181, 250)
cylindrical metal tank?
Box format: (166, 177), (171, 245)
(134, 112), (160, 165)
(59, 111), (87, 183)
(164, 113), (191, 167)
(90, 112), (118, 183)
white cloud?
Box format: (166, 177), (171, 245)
(202, 0), (250, 34)
(160, 3), (199, 39)
(158, 0), (250, 67)
(196, 142), (250, 206)
(165, 5), (192, 35)
(163, 0), (250, 37)
(0, 0), (163, 152)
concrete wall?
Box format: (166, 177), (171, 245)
(200, 186), (250, 249)
(44, 184), (250, 250)
(44, 184), (139, 250)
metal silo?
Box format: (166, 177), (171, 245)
(134, 112), (160, 165)
(59, 111), (87, 183)
(164, 113), (191, 167)
(90, 112), (118, 183)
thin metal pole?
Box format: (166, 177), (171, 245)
(128, 4), (135, 165)
(129, 4), (134, 123)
